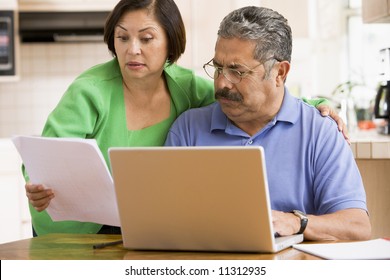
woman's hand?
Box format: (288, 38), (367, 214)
(317, 104), (350, 144)
(25, 183), (55, 212)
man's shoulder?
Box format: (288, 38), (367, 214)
(281, 96), (341, 144)
(298, 98), (336, 126)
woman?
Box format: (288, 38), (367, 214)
(24, 0), (343, 236)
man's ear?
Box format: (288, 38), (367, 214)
(276, 61), (290, 86)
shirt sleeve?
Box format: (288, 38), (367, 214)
(41, 79), (101, 138)
(311, 119), (367, 214)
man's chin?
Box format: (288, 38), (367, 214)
(219, 102), (243, 117)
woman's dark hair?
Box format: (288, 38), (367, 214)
(104, 0), (186, 65)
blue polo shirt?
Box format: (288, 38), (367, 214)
(165, 89), (367, 215)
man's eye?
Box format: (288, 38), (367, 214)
(229, 69), (243, 76)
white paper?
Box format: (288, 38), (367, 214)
(12, 135), (120, 227)
(293, 238), (390, 259)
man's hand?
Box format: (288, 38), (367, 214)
(272, 210), (300, 237)
(25, 183), (55, 212)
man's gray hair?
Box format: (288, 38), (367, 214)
(218, 6), (292, 66)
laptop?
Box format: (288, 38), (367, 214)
(108, 146), (303, 253)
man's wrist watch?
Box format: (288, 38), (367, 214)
(291, 210), (308, 234)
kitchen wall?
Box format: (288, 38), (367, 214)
(0, 43), (111, 137)
(0, 139), (30, 242)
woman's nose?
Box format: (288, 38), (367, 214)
(127, 40), (141, 55)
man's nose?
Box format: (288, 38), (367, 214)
(214, 70), (234, 90)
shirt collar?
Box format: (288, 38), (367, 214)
(275, 87), (300, 125)
(210, 103), (229, 132)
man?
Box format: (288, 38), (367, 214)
(165, 6), (371, 241)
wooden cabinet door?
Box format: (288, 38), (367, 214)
(362, 0), (390, 23)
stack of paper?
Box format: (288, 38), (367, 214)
(293, 238), (390, 259)
(12, 135), (120, 227)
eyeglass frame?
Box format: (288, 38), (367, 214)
(202, 57), (279, 84)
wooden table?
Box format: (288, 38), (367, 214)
(0, 234), (322, 260)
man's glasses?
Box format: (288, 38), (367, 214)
(202, 57), (278, 84)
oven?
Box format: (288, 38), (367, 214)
(0, 0), (18, 80)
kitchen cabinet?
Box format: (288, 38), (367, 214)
(355, 160), (390, 239)
(362, 0), (390, 23)
(350, 130), (390, 239)
(18, 0), (118, 12)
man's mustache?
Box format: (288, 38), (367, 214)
(215, 88), (243, 102)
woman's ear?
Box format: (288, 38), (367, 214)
(276, 61), (290, 86)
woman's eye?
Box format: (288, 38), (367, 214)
(116, 36), (128, 42)
(141, 37), (153, 43)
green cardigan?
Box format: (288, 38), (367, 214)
(26, 58), (327, 235)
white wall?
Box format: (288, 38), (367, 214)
(0, 139), (31, 243)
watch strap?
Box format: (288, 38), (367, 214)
(291, 210), (308, 234)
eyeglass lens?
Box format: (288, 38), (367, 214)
(204, 64), (242, 84)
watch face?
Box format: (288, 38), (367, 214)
(293, 210), (306, 218)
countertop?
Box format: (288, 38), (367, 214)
(349, 129), (390, 159)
